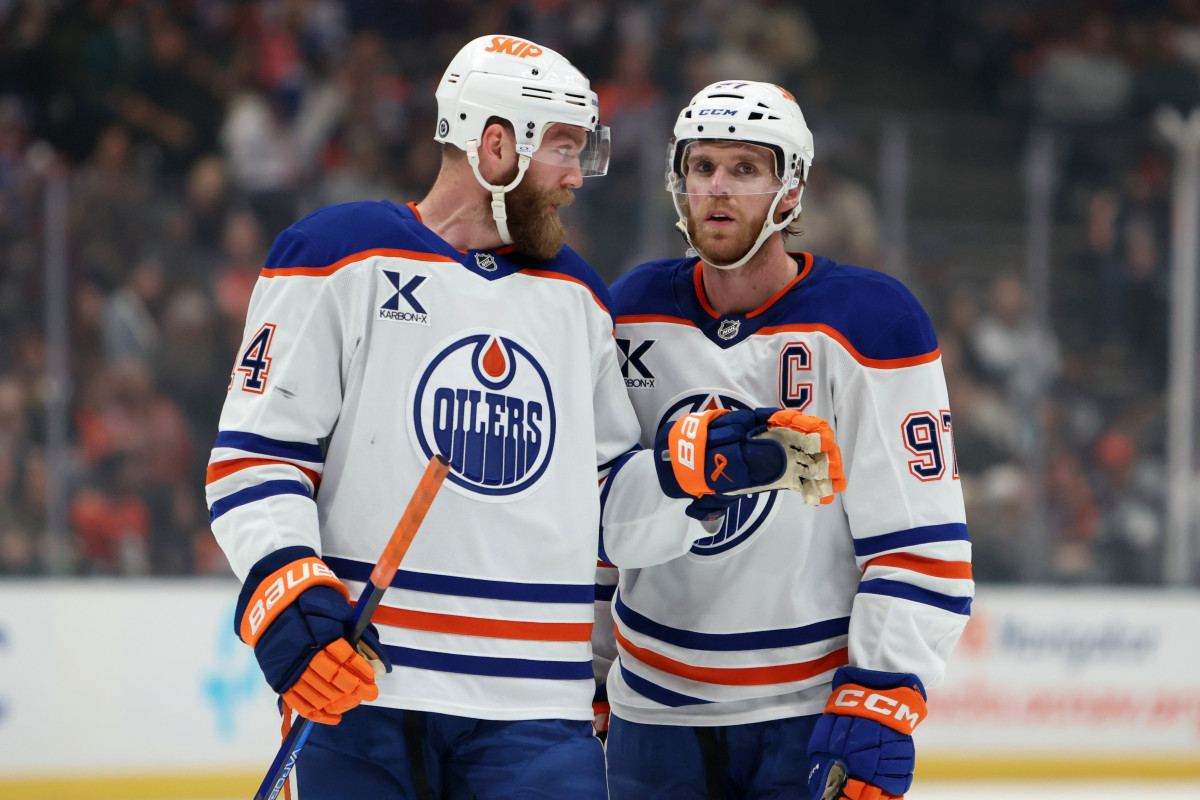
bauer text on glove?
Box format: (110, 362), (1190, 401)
(236, 546), (393, 724)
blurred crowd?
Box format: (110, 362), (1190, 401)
(0, 0), (1195, 584)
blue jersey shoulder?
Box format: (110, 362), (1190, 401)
(277, 202), (609, 313)
(270, 201), (439, 270)
(610, 258), (692, 317)
(792, 256), (938, 360)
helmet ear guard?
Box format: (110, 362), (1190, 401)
(666, 81), (814, 270)
(434, 35), (610, 244)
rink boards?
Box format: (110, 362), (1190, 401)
(0, 581), (1197, 798)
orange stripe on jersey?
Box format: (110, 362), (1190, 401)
(615, 628), (848, 686)
(794, 251), (815, 280)
(205, 457), (321, 488)
(373, 606), (592, 642)
(521, 268), (610, 316)
(691, 253), (814, 320)
(864, 553), (973, 581)
(747, 253), (813, 318)
(756, 322), (940, 369)
(597, 559), (615, 568)
(693, 264), (720, 318)
(616, 313), (697, 327)
(261, 247), (458, 278)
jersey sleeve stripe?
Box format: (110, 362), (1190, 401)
(616, 594), (850, 651)
(260, 247), (458, 278)
(598, 446), (639, 474)
(854, 522), (970, 557)
(372, 606), (592, 642)
(521, 268), (610, 315)
(381, 644), (593, 680)
(619, 662), (712, 707)
(857, 578), (973, 615)
(208, 479), (312, 521)
(205, 457), (321, 488)
(614, 627), (848, 686)
(595, 583), (616, 602)
(862, 553), (973, 581)
(615, 313), (697, 327)
(755, 322), (940, 368)
(213, 431), (325, 463)
(324, 555), (593, 604)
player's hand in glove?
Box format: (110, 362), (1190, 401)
(682, 490), (741, 525)
(655, 408), (845, 505)
(734, 409), (846, 504)
(592, 683), (610, 742)
(807, 667), (927, 800)
(236, 546), (392, 724)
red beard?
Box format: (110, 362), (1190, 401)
(505, 181), (574, 261)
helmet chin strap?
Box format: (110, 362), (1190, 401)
(677, 182), (805, 271)
(466, 140), (532, 246)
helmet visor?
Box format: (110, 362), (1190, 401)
(529, 124), (611, 177)
(667, 139), (785, 196)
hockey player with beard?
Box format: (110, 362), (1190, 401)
(206, 39), (845, 799)
(599, 81), (975, 799)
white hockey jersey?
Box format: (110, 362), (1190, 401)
(205, 200), (702, 722)
(600, 253), (974, 726)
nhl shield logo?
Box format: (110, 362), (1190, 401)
(717, 318), (741, 340)
(475, 252), (498, 272)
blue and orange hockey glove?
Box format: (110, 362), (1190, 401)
(746, 409), (846, 504)
(236, 546), (392, 724)
(807, 667), (927, 800)
(654, 408), (846, 507)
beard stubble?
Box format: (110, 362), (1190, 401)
(685, 198), (766, 266)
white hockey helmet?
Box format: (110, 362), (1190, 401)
(435, 35), (611, 243)
(667, 81), (814, 270)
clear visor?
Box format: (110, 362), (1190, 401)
(528, 124), (611, 177)
(667, 139), (786, 197)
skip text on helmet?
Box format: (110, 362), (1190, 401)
(485, 36), (543, 59)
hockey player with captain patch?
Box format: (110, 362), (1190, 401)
(598, 81), (975, 799)
(206, 37), (844, 799)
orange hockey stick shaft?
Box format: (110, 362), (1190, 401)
(369, 454), (451, 589)
(255, 454), (451, 800)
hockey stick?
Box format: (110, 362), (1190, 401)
(253, 454), (451, 800)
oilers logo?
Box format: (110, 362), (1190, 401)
(659, 391), (777, 558)
(410, 330), (556, 500)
